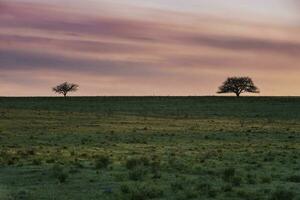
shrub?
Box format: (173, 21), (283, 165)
(236, 190), (260, 200)
(95, 155), (110, 169)
(120, 184), (130, 194)
(52, 164), (69, 183)
(197, 183), (211, 193)
(222, 184), (232, 192)
(171, 181), (184, 192)
(120, 183), (163, 200)
(150, 159), (161, 172)
(72, 159), (84, 169)
(197, 183), (217, 197)
(57, 172), (68, 183)
(184, 188), (198, 199)
(69, 167), (80, 174)
(32, 158), (42, 165)
(270, 189), (295, 200)
(287, 175), (300, 183)
(232, 176), (242, 186)
(114, 172), (127, 182)
(132, 184), (163, 200)
(10, 190), (31, 200)
(260, 176), (272, 184)
(151, 170), (161, 179)
(169, 159), (186, 172)
(126, 156), (150, 170)
(7, 159), (14, 165)
(246, 174), (256, 185)
(208, 189), (218, 198)
(223, 167), (235, 182)
(149, 158), (161, 179)
(103, 187), (113, 194)
(27, 149), (35, 155)
(128, 166), (148, 181)
(46, 158), (55, 164)
(173, 191), (186, 200)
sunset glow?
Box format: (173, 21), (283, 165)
(1, 0), (300, 96)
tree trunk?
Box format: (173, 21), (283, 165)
(236, 92), (240, 97)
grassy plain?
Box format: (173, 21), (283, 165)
(0, 97), (299, 200)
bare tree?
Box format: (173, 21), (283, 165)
(217, 77), (259, 97)
(52, 82), (79, 97)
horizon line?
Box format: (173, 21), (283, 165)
(0, 95), (299, 98)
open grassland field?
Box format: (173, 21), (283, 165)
(0, 97), (300, 200)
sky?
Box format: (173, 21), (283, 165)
(1, 0), (300, 96)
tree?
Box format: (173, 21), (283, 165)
(52, 82), (79, 97)
(217, 77), (259, 97)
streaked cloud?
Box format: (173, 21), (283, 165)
(0, 0), (300, 96)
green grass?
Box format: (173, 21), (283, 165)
(0, 97), (299, 200)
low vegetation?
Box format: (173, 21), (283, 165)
(0, 97), (299, 199)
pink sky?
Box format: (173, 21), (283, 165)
(1, 0), (300, 96)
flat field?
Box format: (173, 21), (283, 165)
(0, 97), (299, 200)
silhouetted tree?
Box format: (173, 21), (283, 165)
(53, 82), (78, 97)
(217, 77), (259, 97)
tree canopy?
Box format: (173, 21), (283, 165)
(217, 77), (259, 97)
(52, 82), (79, 97)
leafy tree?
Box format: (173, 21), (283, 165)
(217, 77), (259, 97)
(52, 82), (78, 97)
